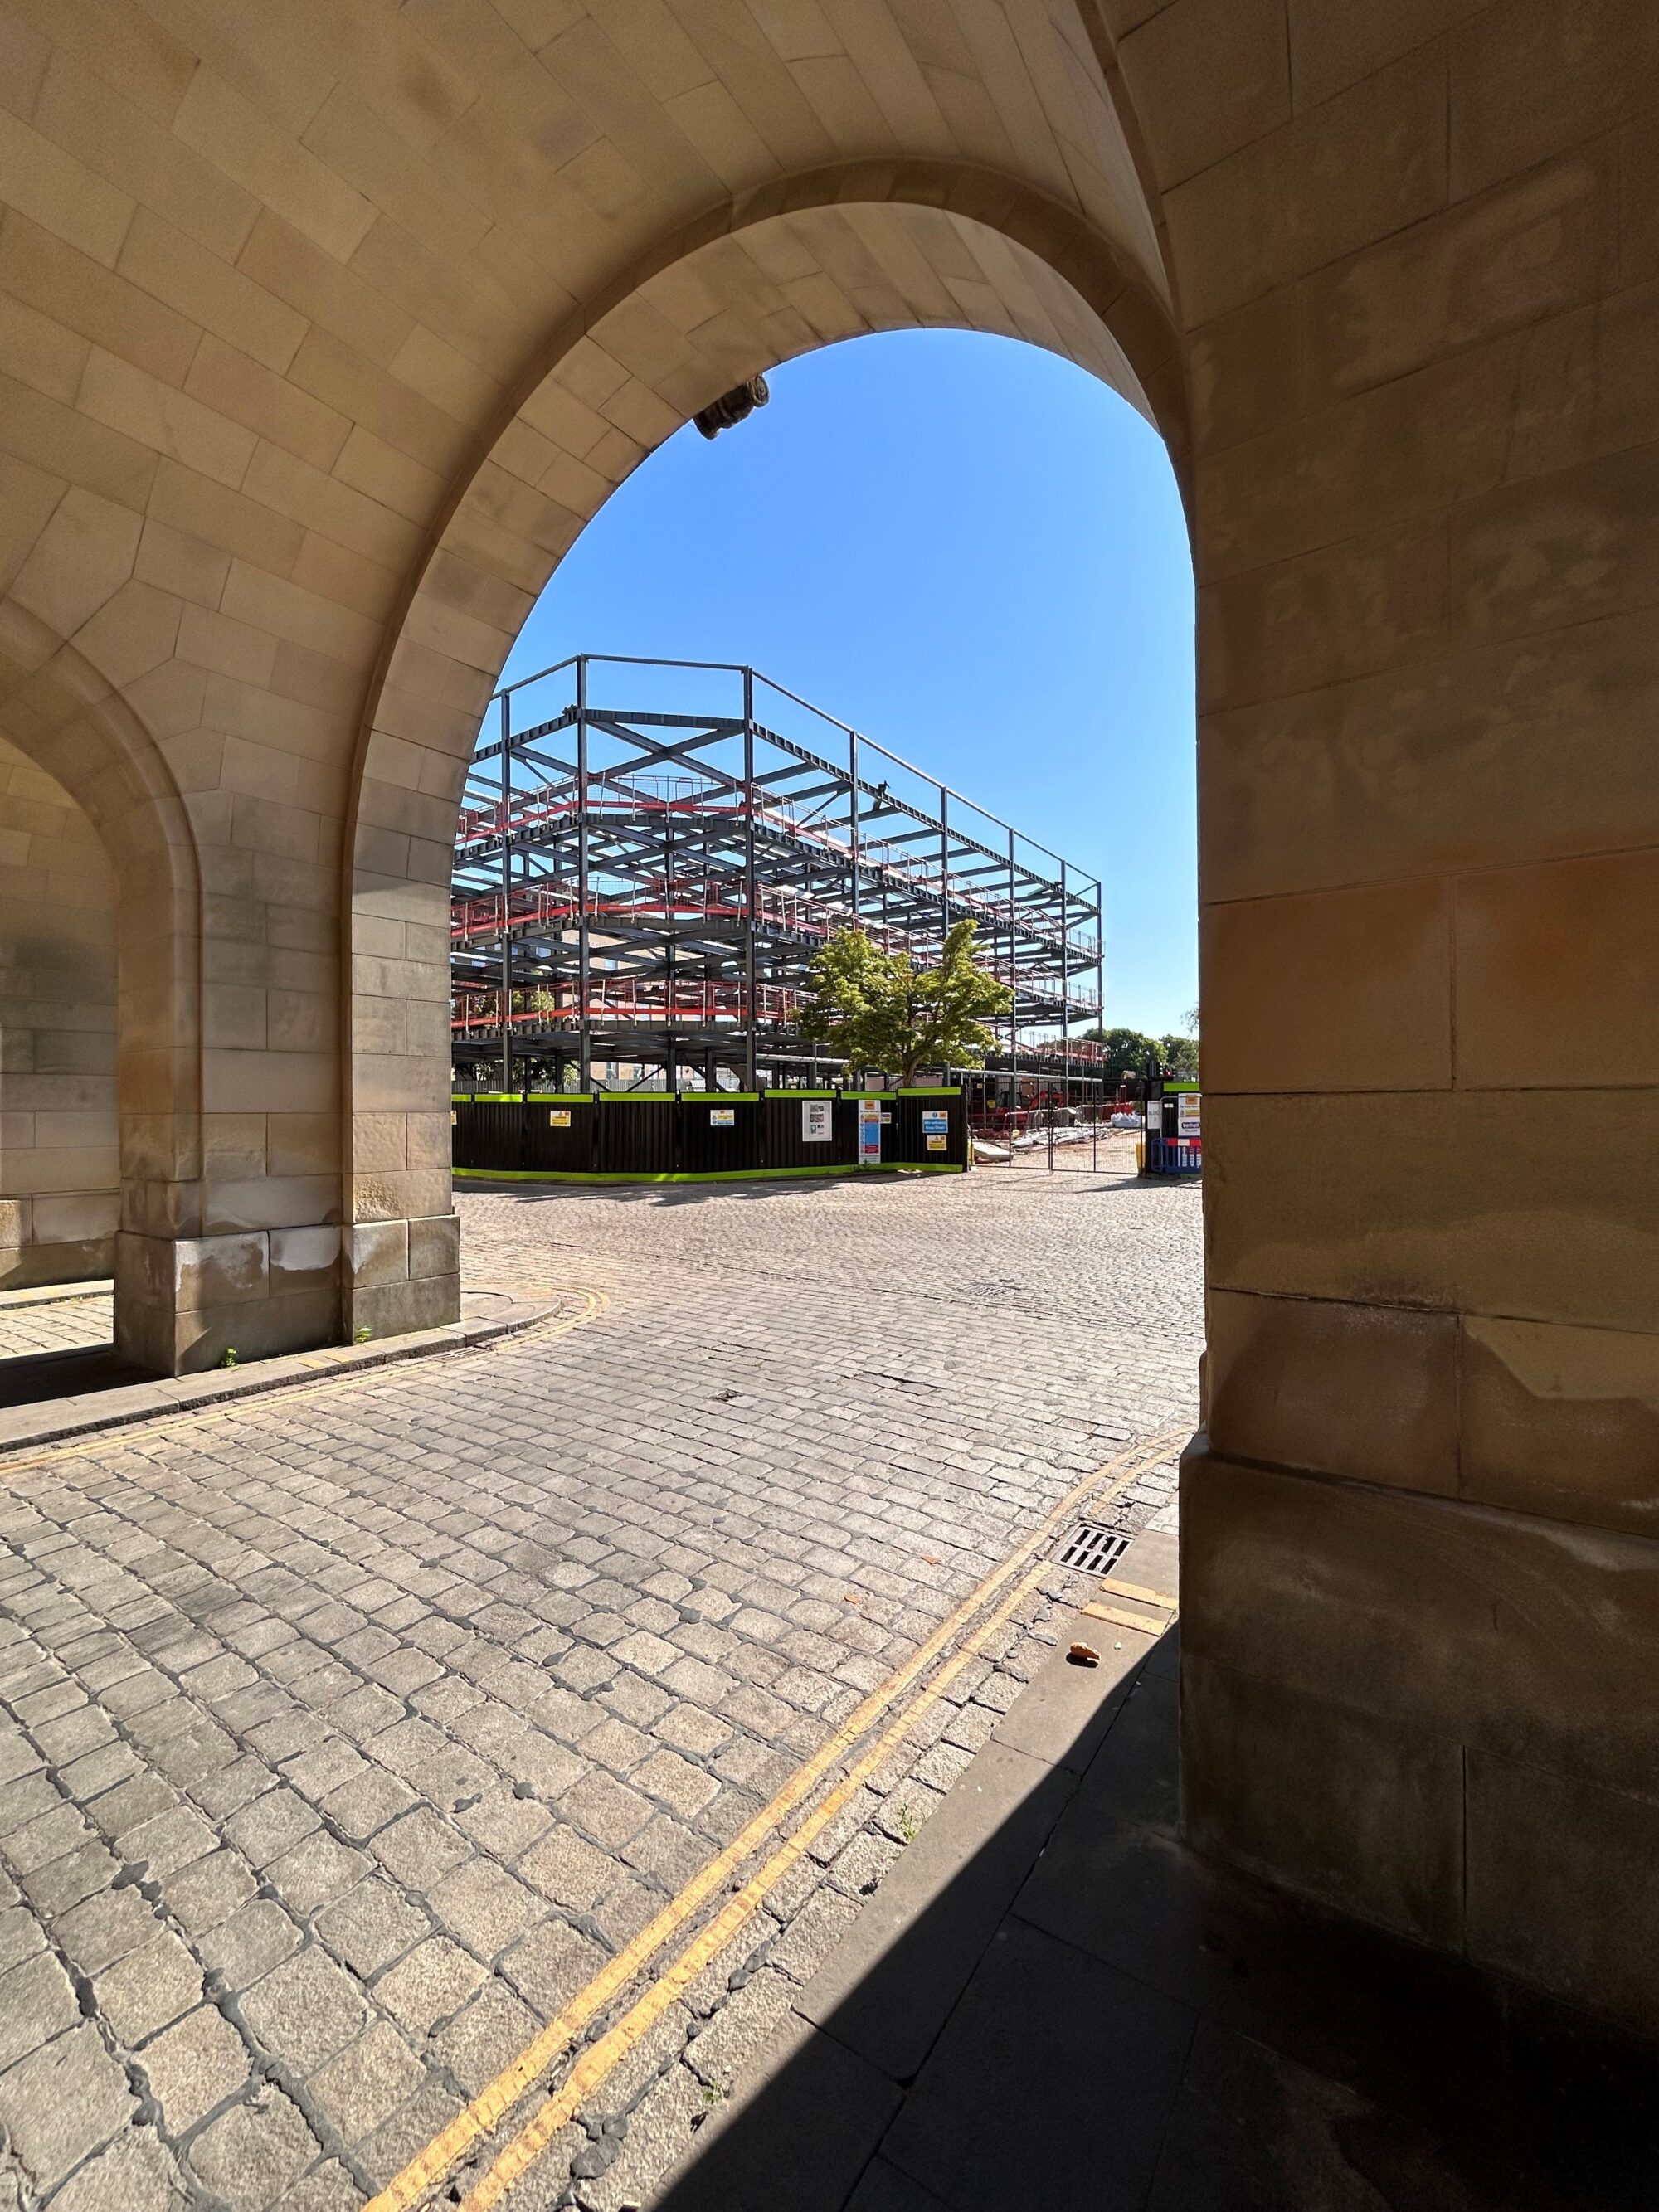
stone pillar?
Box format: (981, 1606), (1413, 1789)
(1151, 2), (1659, 2028)
(0, 737), (119, 1287)
(344, 660), (474, 1344)
(1, 601), (354, 1378)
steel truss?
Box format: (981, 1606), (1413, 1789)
(451, 655), (1105, 1092)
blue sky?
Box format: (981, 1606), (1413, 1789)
(500, 330), (1197, 1038)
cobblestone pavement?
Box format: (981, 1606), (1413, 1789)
(0, 1162), (1201, 2212)
(0, 1292), (114, 1363)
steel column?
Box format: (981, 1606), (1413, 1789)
(1060, 857), (1070, 1101)
(1007, 826), (1018, 1106)
(499, 690), (512, 1094)
(939, 790), (949, 961)
(849, 728), (859, 928)
(576, 655), (591, 1093)
(743, 667), (757, 1091)
(1095, 878), (1105, 1093)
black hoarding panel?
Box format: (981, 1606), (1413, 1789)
(762, 1091), (852, 1171)
(679, 1094), (765, 1175)
(520, 1096), (596, 1173)
(886, 1089), (967, 1169)
(598, 1097), (679, 1175)
(452, 1097), (523, 1174)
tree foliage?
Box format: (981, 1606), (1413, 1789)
(1159, 1032), (1199, 1077)
(1080, 1025), (1158, 1084)
(1081, 1023), (1199, 1083)
(799, 921), (1012, 1085)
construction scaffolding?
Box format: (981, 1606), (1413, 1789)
(451, 654), (1105, 1096)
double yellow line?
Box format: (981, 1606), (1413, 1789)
(367, 1423), (1188, 2212)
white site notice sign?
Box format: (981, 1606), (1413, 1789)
(801, 1099), (832, 1143)
(1177, 1092), (1202, 1139)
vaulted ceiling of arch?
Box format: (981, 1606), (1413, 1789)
(0, 0), (1175, 903)
(0, 0), (1170, 872)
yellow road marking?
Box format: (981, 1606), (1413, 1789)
(462, 1549), (1104, 2208)
(461, 1556), (1059, 2210)
(367, 1422), (1189, 2212)
(0, 1283), (606, 1485)
(1103, 1578), (1176, 1610)
(1082, 1599), (1178, 1636)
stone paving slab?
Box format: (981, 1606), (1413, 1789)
(0, 1286), (114, 1364)
(0, 1165), (1201, 2212)
(0, 1288), (559, 1456)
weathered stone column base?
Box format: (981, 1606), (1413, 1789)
(1179, 1437), (1659, 2035)
(114, 1227), (342, 1375)
(345, 1215), (461, 1343)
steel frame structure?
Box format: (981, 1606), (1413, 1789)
(451, 654), (1104, 1094)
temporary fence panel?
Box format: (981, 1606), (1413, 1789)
(1000, 1110), (1115, 1172)
(1144, 1133), (1203, 1176)
(679, 1092), (765, 1176)
(598, 1094), (679, 1175)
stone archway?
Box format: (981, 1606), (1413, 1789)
(0, 0), (1649, 2038)
(0, 731), (119, 1293)
(343, 163), (1187, 1337)
(0, 591), (208, 1370)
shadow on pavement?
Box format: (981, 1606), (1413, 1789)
(654, 1628), (1659, 2212)
(490, 1178), (878, 1208)
(0, 1342), (148, 1408)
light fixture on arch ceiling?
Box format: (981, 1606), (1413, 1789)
(693, 373), (770, 439)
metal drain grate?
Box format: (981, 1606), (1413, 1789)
(1054, 1523), (1130, 1576)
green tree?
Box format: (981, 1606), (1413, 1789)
(1080, 1023), (1199, 1082)
(1160, 1032), (1199, 1077)
(1080, 1025), (1159, 1086)
(799, 920), (1012, 1085)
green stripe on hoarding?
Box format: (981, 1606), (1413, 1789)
(454, 1165), (859, 1185)
(897, 1087), (961, 1096)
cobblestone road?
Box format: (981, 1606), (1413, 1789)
(0, 1291), (114, 1363)
(0, 1160), (1201, 2212)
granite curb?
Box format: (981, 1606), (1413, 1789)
(0, 1288), (567, 1460)
(0, 1277), (115, 1309)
